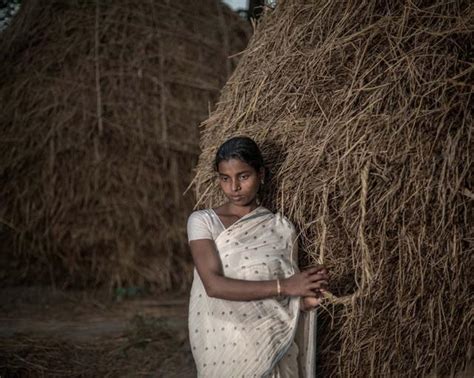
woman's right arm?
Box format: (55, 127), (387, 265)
(189, 238), (328, 301)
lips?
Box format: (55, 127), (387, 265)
(231, 196), (244, 201)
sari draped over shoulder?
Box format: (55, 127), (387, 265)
(189, 207), (316, 377)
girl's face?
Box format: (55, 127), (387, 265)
(217, 158), (263, 207)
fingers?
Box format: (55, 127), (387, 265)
(311, 297), (322, 306)
(309, 280), (328, 290)
(308, 271), (328, 281)
(298, 265), (330, 297)
(303, 268), (329, 281)
(300, 296), (323, 311)
(309, 290), (324, 298)
(315, 289), (325, 298)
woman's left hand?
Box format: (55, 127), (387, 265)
(300, 292), (324, 311)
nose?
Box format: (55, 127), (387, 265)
(231, 179), (240, 192)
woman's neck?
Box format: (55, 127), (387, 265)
(220, 200), (259, 218)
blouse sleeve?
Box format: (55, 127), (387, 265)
(187, 211), (213, 242)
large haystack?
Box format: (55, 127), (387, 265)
(0, 0), (249, 290)
(191, 0), (473, 376)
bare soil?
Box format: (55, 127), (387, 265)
(0, 286), (196, 377)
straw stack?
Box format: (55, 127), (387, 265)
(0, 0), (249, 290)
(190, 0), (473, 376)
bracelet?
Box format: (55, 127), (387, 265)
(276, 279), (281, 297)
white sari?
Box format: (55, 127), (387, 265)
(188, 206), (316, 377)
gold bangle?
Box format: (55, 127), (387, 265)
(276, 279), (281, 297)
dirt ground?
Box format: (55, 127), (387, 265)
(0, 286), (196, 377)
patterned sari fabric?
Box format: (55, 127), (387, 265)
(189, 207), (316, 377)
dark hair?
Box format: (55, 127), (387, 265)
(214, 136), (264, 173)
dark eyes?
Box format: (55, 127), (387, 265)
(219, 175), (250, 181)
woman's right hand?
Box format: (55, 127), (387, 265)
(281, 265), (329, 297)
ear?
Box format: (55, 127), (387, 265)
(259, 167), (265, 181)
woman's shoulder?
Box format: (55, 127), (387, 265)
(187, 208), (221, 241)
(188, 208), (214, 216)
(187, 208), (214, 222)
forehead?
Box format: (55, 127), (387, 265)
(217, 158), (255, 174)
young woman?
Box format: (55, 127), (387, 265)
(187, 136), (329, 377)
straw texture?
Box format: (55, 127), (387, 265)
(0, 0), (249, 290)
(190, 0), (473, 376)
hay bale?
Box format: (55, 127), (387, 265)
(190, 0), (473, 376)
(0, 0), (249, 290)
